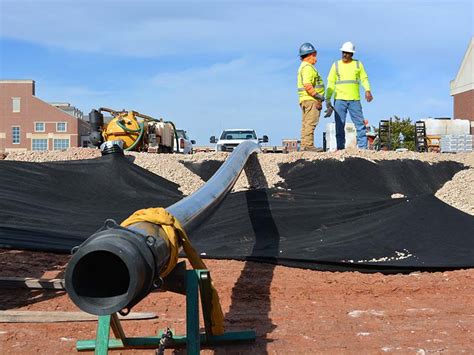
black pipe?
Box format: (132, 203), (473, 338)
(65, 141), (260, 315)
(168, 141), (261, 231)
(65, 220), (169, 315)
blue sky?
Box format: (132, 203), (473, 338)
(0, 0), (472, 146)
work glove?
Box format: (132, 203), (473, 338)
(324, 100), (334, 118)
(313, 93), (325, 102)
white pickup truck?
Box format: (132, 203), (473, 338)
(174, 129), (196, 154)
(210, 129), (268, 152)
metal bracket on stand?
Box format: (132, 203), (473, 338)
(75, 268), (256, 355)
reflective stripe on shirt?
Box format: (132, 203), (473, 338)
(335, 80), (358, 84)
(299, 64), (324, 89)
(335, 60), (360, 83)
(297, 84), (324, 91)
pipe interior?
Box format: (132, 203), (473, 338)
(72, 250), (130, 307)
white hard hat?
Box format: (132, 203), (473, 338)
(340, 41), (356, 53)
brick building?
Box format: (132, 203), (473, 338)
(0, 80), (90, 152)
(282, 139), (300, 152)
(450, 37), (473, 133)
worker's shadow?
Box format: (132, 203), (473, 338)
(215, 154), (279, 354)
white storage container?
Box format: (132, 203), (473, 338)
(422, 118), (471, 136)
(345, 123), (358, 149)
(446, 119), (471, 135)
(422, 119), (448, 135)
(326, 123), (337, 151)
(325, 122), (357, 151)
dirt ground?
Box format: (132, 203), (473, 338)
(0, 249), (472, 354)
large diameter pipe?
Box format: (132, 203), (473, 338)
(168, 141), (261, 230)
(65, 141), (260, 315)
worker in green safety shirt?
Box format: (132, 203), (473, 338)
(297, 42), (325, 151)
(325, 41), (373, 150)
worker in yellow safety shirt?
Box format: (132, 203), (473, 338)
(325, 41), (373, 150)
(297, 42), (325, 151)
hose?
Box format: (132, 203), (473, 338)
(113, 116), (144, 151)
(116, 120), (142, 133)
(166, 120), (180, 153)
(124, 122), (145, 151)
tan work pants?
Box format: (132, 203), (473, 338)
(300, 100), (321, 148)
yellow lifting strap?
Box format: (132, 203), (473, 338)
(120, 207), (225, 335)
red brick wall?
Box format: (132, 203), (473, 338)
(453, 89), (474, 134)
(0, 81), (89, 152)
(453, 89), (474, 133)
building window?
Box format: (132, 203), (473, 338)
(56, 122), (67, 132)
(12, 126), (20, 144)
(35, 122), (45, 132)
(53, 139), (69, 150)
(12, 97), (21, 113)
(32, 139), (48, 151)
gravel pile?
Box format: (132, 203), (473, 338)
(4, 148), (473, 215)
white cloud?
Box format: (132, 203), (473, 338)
(1, 1), (472, 58)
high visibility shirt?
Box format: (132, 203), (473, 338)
(325, 59), (371, 101)
(297, 62), (325, 103)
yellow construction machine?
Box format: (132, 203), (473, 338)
(88, 107), (179, 153)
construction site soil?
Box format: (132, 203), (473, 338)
(1, 149), (473, 354)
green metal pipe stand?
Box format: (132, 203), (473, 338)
(75, 269), (256, 354)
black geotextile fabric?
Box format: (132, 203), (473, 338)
(0, 155), (473, 273)
(185, 158), (474, 273)
(0, 154), (183, 252)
